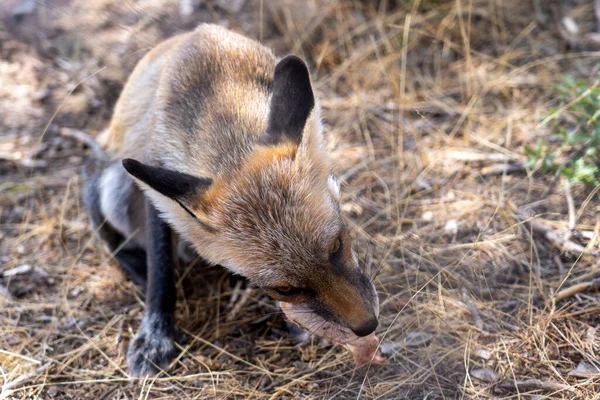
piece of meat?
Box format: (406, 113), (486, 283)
(345, 332), (386, 365)
(280, 302), (385, 365)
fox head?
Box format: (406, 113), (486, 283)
(123, 55), (379, 337)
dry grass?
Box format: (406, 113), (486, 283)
(1, 0), (600, 398)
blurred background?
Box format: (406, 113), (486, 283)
(1, 0), (600, 398)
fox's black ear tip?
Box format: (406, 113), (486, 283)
(276, 54), (309, 75)
(279, 54), (305, 64)
(122, 158), (137, 167)
(122, 158), (141, 174)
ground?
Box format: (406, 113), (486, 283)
(1, 0), (600, 399)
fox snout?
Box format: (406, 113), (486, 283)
(318, 270), (380, 337)
(346, 274), (379, 337)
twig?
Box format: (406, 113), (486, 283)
(462, 289), (484, 330)
(554, 255), (565, 280)
(227, 280), (244, 308)
(498, 378), (575, 393)
(0, 350), (40, 365)
(564, 180), (576, 230)
(580, 231), (598, 240)
(2, 264), (32, 277)
(0, 362), (52, 397)
(226, 286), (253, 322)
(554, 278), (600, 302)
(515, 208), (600, 256)
(114, 318), (124, 356)
(477, 162), (526, 176)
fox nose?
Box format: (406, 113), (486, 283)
(350, 317), (378, 337)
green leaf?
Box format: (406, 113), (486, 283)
(524, 145), (538, 157)
(586, 147), (597, 157)
(560, 166), (574, 177)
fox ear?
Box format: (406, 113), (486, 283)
(260, 55), (315, 146)
(122, 159), (212, 211)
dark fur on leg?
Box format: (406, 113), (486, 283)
(83, 171), (148, 287)
(127, 199), (177, 377)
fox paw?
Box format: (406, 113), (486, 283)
(127, 318), (177, 377)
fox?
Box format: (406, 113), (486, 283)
(83, 24), (380, 377)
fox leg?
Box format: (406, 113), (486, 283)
(83, 166), (148, 287)
(127, 199), (177, 377)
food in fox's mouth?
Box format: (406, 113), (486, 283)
(345, 333), (385, 365)
(280, 302), (385, 365)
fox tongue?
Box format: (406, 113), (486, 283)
(279, 302), (385, 365)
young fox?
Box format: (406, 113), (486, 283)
(84, 24), (379, 377)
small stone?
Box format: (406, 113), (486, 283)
(380, 342), (401, 355)
(422, 211), (434, 221)
(568, 361), (600, 377)
(47, 386), (59, 397)
(562, 17), (579, 35)
(470, 367), (498, 383)
(444, 219), (458, 235)
(474, 349), (492, 360)
(403, 331), (433, 347)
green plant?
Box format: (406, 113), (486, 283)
(526, 75), (600, 185)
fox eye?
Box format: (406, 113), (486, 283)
(275, 285), (293, 295)
(270, 286), (313, 300)
(329, 236), (342, 256)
